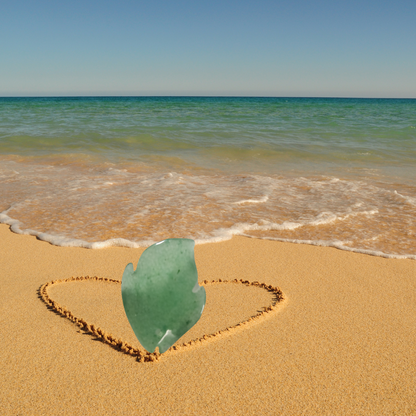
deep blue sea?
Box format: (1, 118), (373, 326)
(0, 97), (415, 258)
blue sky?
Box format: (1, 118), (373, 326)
(1, 0), (415, 97)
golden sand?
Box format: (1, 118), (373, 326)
(41, 276), (283, 362)
(0, 224), (415, 415)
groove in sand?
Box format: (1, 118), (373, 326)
(39, 276), (285, 363)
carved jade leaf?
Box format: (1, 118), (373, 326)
(121, 238), (206, 354)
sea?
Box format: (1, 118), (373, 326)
(0, 97), (415, 259)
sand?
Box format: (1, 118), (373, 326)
(0, 223), (415, 415)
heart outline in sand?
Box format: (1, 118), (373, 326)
(39, 276), (285, 363)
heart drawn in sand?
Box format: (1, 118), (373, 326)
(39, 276), (284, 363)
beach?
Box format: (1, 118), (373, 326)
(1, 96), (415, 414)
(1, 223), (415, 415)
(1, 0), (416, 410)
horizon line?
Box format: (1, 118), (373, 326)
(1, 95), (415, 100)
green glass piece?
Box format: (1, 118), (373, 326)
(121, 238), (206, 354)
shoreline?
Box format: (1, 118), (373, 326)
(2, 209), (416, 260)
(0, 223), (415, 414)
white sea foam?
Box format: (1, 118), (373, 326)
(234, 196), (269, 205)
(3, 205), (414, 260)
(0, 158), (415, 258)
(0, 210), (155, 249)
(240, 234), (416, 260)
(394, 191), (416, 206)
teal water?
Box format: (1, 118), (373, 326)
(0, 97), (415, 257)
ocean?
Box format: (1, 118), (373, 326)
(0, 96), (415, 258)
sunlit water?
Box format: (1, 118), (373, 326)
(0, 97), (415, 258)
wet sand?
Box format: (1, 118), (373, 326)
(0, 223), (415, 415)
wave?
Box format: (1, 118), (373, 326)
(2, 208), (415, 260)
(394, 191), (416, 206)
(240, 235), (416, 260)
(1, 157), (415, 259)
(234, 196), (269, 205)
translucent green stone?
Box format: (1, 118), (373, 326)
(121, 238), (206, 354)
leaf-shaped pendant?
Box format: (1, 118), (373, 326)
(121, 238), (206, 354)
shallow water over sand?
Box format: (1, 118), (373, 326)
(1, 97), (415, 258)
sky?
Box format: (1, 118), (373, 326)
(1, 0), (415, 97)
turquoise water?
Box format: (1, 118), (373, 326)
(0, 97), (415, 258)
